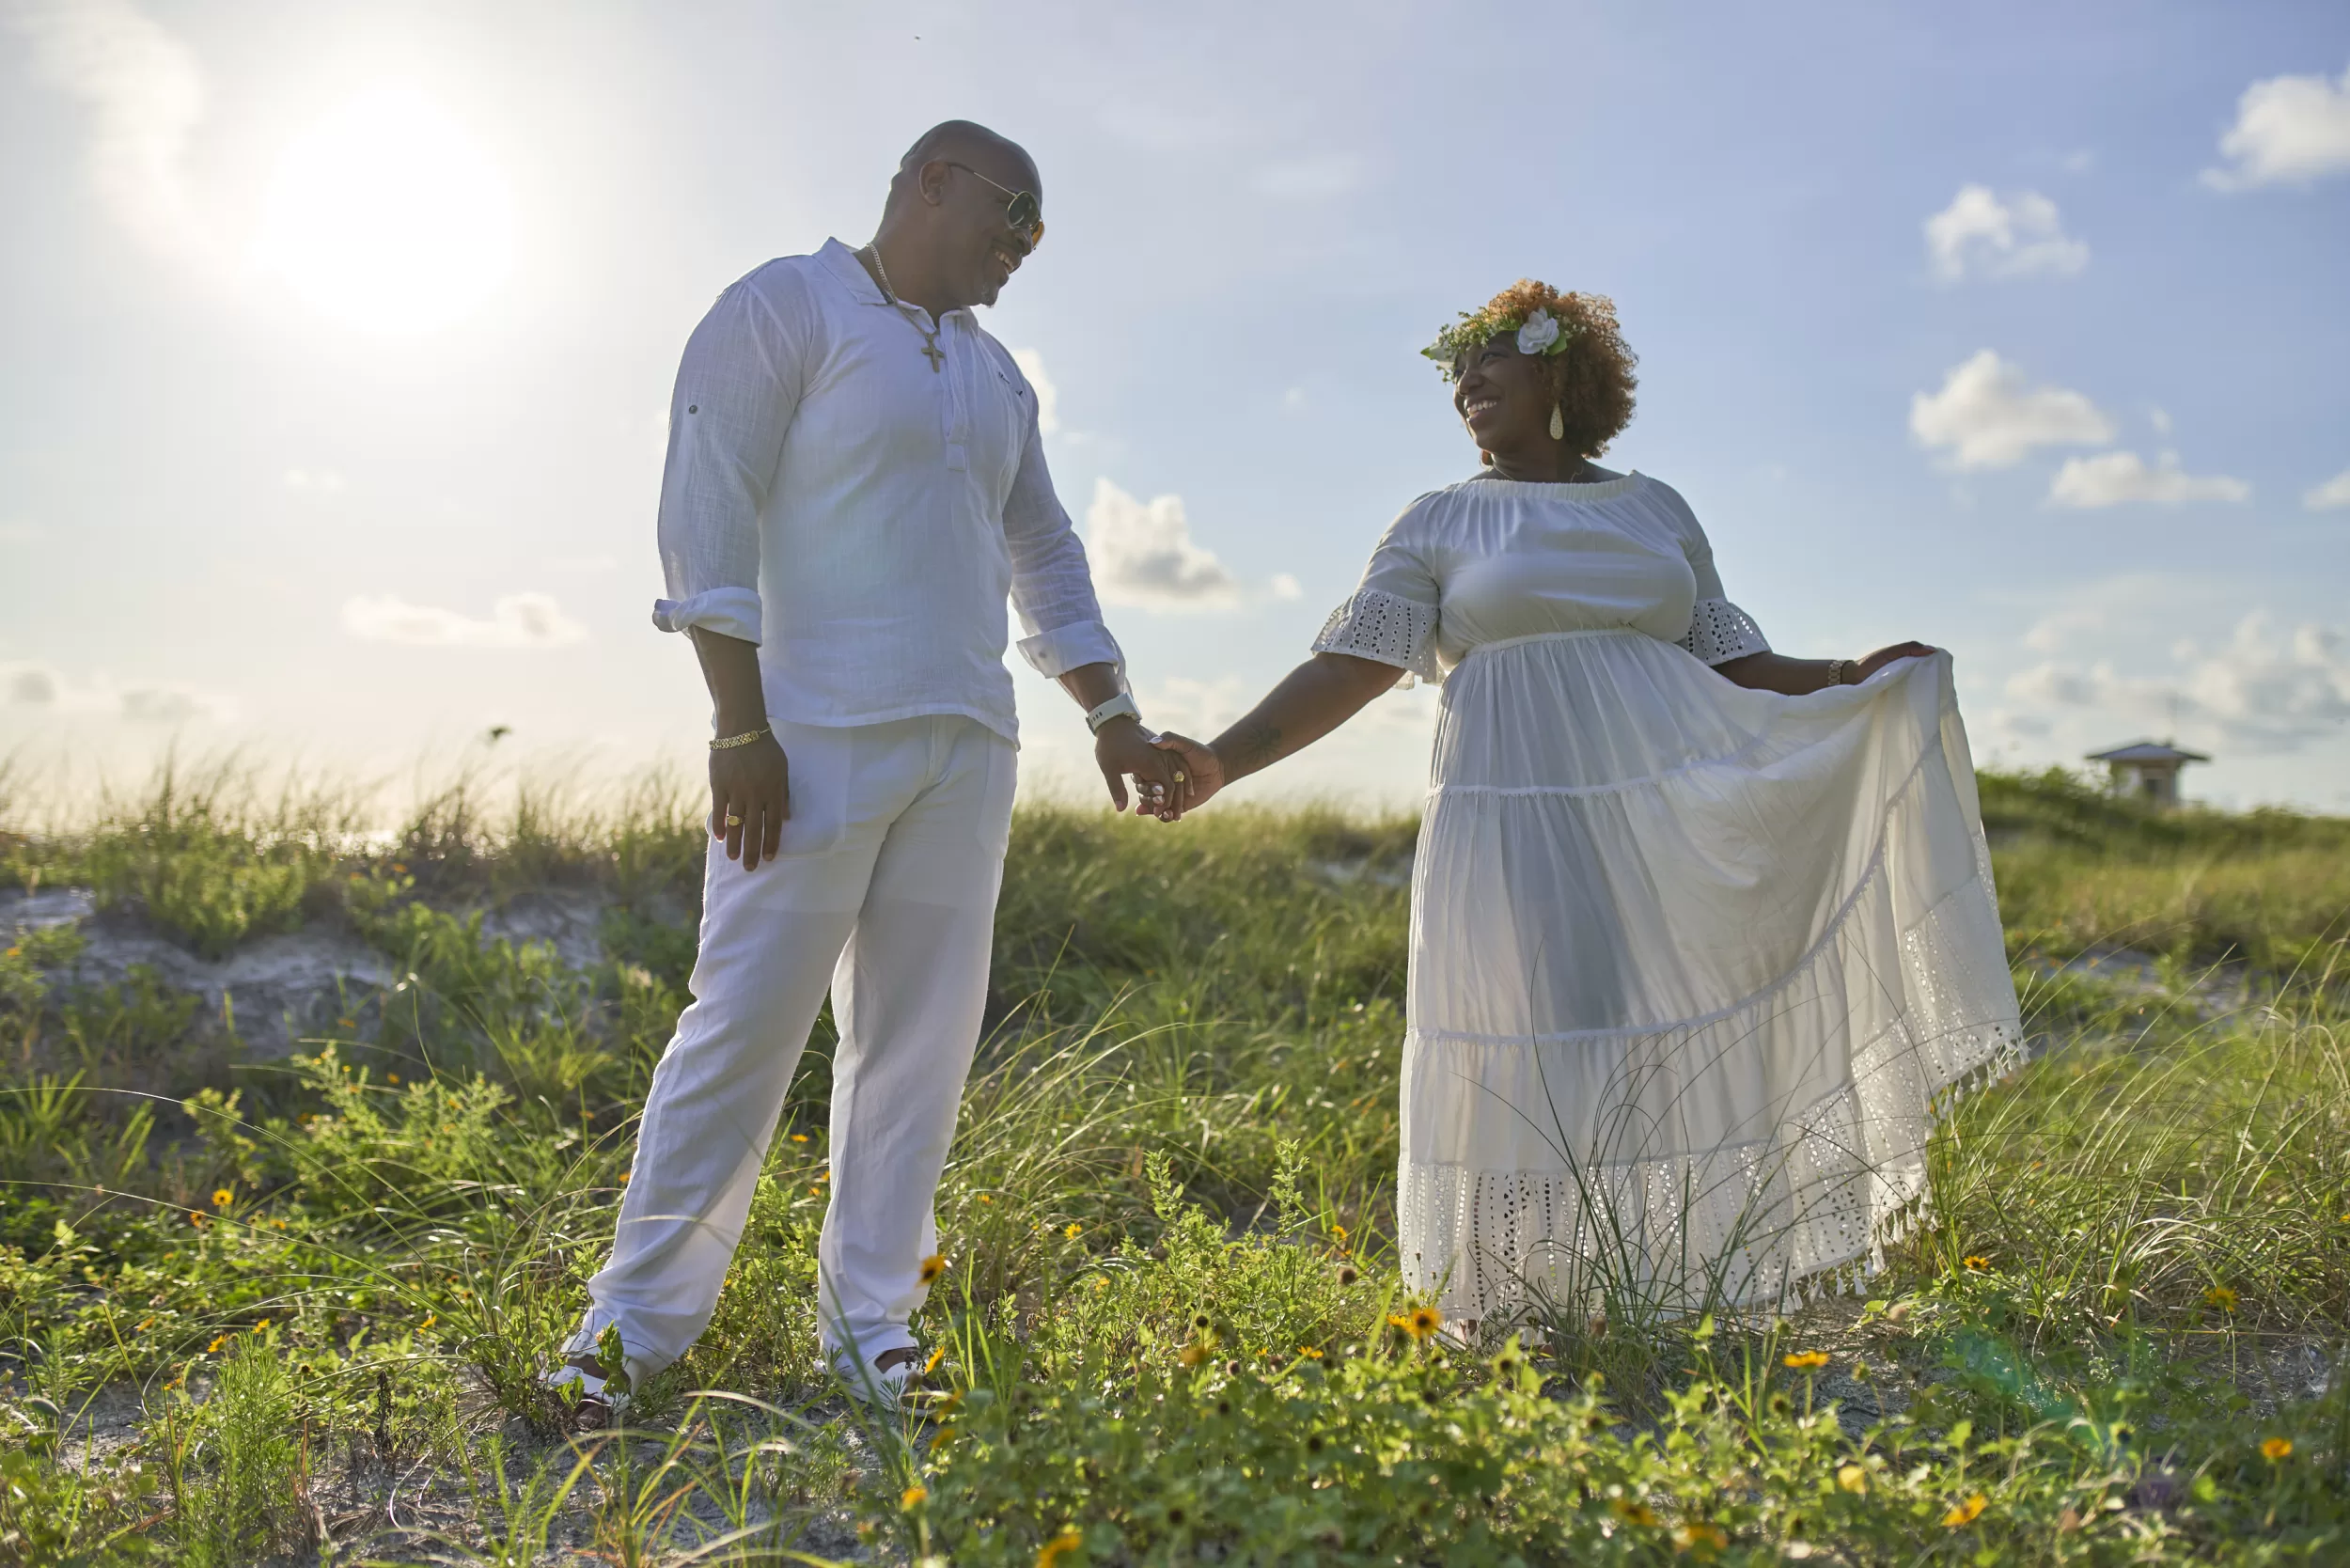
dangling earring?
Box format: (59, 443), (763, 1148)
(1548, 404), (1566, 442)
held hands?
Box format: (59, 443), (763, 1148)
(709, 730), (790, 870)
(1094, 716), (1193, 822)
(1143, 731), (1224, 822)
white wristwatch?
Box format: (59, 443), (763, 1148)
(1085, 693), (1144, 734)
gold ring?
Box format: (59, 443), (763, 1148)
(1172, 771), (1186, 782)
(725, 812), (743, 827)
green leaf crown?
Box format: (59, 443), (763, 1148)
(1420, 305), (1576, 382)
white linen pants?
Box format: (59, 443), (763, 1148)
(569, 713), (1017, 1384)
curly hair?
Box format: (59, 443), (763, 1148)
(1427, 280), (1638, 459)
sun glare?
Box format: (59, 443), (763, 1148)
(256, 86), (514, 334)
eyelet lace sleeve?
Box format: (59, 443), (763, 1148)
(1313, 588), (1443, 686)
(1678, 598), (1771, 665)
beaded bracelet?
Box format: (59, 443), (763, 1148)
(710, 725), (772, 751)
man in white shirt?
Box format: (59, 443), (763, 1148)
(552, 120), (1180, 1418)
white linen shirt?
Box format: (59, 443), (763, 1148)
(651, 238), (1121, 745)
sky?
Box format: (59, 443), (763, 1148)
(3, 0), (2348, 816)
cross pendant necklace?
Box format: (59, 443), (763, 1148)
(862, 245), (945, 372)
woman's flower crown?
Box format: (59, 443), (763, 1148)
(1421, 300), (1576, 382)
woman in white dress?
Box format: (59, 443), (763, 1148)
(1153, 282), (2020, 1330)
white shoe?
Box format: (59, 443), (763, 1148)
(829, 1345), (924, 1412)
(540, 1360), (623, 1430)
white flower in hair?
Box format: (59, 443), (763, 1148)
(1515, 308), (1563, 356)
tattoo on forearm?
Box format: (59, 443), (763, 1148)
(1230, 718), (1284, 775)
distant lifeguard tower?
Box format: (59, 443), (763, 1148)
(2086, 740), (2209, 810)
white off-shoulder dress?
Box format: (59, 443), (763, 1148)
(1314, 471), (2019, 1323)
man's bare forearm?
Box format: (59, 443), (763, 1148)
(690, 628), (770, 733)
(1055, 661), (1125, 713)
(1207, 653), (1398, 785)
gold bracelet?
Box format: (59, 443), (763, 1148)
(710, 725), (771, 751)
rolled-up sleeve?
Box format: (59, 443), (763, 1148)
(650, 267), (811, 645)
(1000, 393), (1124, 682)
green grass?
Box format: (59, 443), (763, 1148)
(0, 763), (2344, 1564)
(1982, 766), (2350, 968)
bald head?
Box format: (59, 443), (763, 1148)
(887, 120), (1040, 212)
(870, 119), (1043, 312)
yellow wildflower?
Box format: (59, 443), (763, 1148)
(1672, 1520), (1729, 1553)
(919, 1253), (949, 1285)
(385, 1073), (400, 1084)
(1942, 1493), (1987, 1528)
(901, 1485), (927, 1511)
(1064, 1222), (1083, 1240)
(251, 1318), (270, 1334)
(977, 1193), (993, 1203)
(206, 1335), (229, 1354)
(1961, 1255), (1990, 1271)
(2204, 1285), (2239, 1311)
(924, 1345), (946, 1374)
(1297, 1345), (1324, 1359)
(1782, 1351), (1829, 1370)
(1178, 1343), (1211, 1368)
(1393, 1305), (1443, 1341)
(1610, 1497), (1659, 1527)
(1836, 1465), (1868, 1495)
(1037, 1527), (1084, 1567)
(790, 1133), (808, 1143)
(212, 1188), (233, 1209)
(2263, 1436), (2293, 1462)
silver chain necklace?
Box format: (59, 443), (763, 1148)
(861, 245), (946, 372)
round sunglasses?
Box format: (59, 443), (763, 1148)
(945, 161), (1045, 250)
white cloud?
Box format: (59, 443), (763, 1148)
(2023, 604), (2106, 654)
(1010, 348), (1061, 436)
(8, 666), (59, 705)
(1143, 676), (1249, 740)
(1, 660), (232, 720)
(1269, 572), (1302, 601)
(1282, 386), (1308, 413)
(2047, 450), (2250, 508)
(5, 0), (208, 256)
(1909, 350), (2114, 470)
(1084, 478), (1239, 611)
(119, 685), (234, 724)
(2304, 466), (2350, 510)
(0, 521), (43, 543)
(281, 467), (346, 495)
(1923, 185), (2089, 282)
(341, 591), (588, 648)
(2003, 611), (2350, 754)
(2203, 60), (2350, 190)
